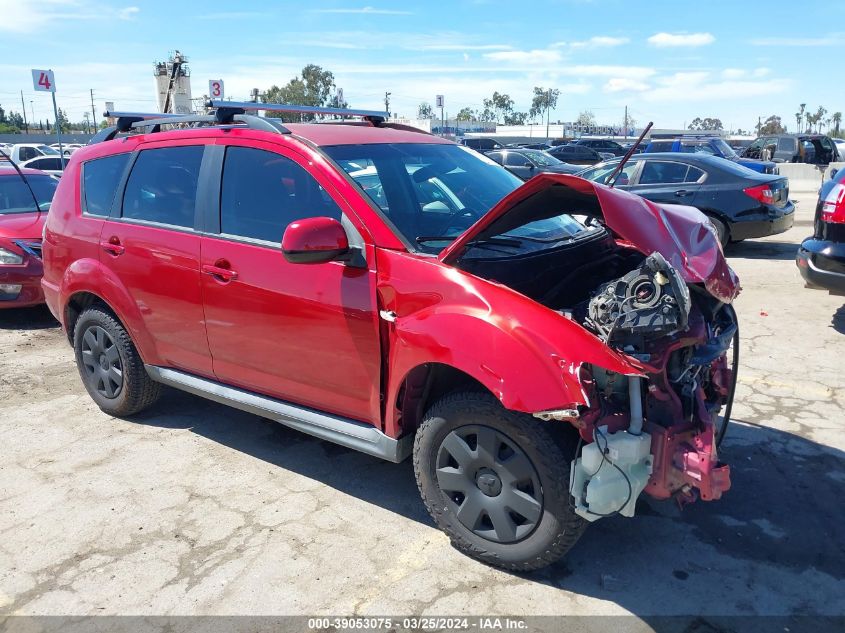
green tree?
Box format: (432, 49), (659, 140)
(504, 111), (528, 125)
(263, 64), (338, 122)
(758, 115), (785, 135)
(0, 123), (21, 134)
(482, 92), (514, 124)
(688, 116), (723, 131)
(54, 107), (70, 133)
(0, 104), (6, 123)
(833, 112), (842, 137)
(7, 111), (24, 130)
(577, 110), (596, 128)
(529, 87), (560, 125)
(798, 103), (806, 133)
(418, 102), (435, 119)
(814, 106), (827, 133)
(456, 107), (476, 121)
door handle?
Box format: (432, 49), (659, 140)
(202, 263), (238, 282)
(674, 189), (691, 197)
(100, 237), (125, 256)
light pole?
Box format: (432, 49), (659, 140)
(29, 101), (35, 133)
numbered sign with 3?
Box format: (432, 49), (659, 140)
(32, 69), (56, 93)
(208, 80), (224, 99)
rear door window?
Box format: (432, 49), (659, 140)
(83, 153), (131, 216)
(220, 146), (343, 243)
(504, 152), (529, 167)
(639, 161), (690, 184)
(777, 137), (795, 151)
(122, 146), (204, 228)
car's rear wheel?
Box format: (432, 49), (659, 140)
(709, 216), (729, 247)
(73, 306), (161, 416)
(414, 391), (586, 571)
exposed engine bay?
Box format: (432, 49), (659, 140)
(454, 200), (737, 522)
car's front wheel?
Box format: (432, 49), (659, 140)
(413, 391), (586, 571)
(73, 306), (161, 417)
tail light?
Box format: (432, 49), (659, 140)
(743, 183), (774, 205)
(821, 183), (845, 224)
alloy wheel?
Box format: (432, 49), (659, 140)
(435, 425), (543, 543)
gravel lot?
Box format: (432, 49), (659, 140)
(1, 193), (843, 626)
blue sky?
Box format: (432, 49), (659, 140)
(1, 0), (843, 132)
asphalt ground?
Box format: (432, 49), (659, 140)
(1, 192), (842, 632)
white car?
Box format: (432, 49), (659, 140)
(834, 138), (845, 162)
(18, 155), (66, 177)
(6, 143), (62, 164)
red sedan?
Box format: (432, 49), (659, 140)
(0, 168), (58, 308)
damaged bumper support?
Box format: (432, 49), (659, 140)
(569, 375), (731, 522)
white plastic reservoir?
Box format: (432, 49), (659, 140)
(570, 428), (653, 521)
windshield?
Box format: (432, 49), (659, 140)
(713, 139), (738, 159)
(523, 150), (562, 167)
(325, 143), (523, 254)
(37, 145), (60, 156)
(0, 173), (57, 214)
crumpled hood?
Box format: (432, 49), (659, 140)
(439, 173), (740, 303)
(0, 212), (45, 240)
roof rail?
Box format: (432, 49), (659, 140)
(89, 109), (291, 144)
(208, 100), (389, 125)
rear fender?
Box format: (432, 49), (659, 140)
(59, 258), (161, 365)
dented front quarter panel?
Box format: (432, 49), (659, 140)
(440, 173), (740, 304)
(377, 248), (644, 438)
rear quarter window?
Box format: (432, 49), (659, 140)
(83, 153), (132, 216)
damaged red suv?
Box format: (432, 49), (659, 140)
(42, 103), (739, 571)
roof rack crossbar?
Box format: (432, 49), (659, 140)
(208, 100), (388, 122)
(87, 110), (292, 144)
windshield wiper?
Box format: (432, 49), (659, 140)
(416, 235), (522, 247)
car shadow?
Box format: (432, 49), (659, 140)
(0, 305), (59, 330)
(725, 240), (800, 261)
(128, 387), (845, 616)
(832, 304), (845, 335)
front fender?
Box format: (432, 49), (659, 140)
(378, 250), (642, 437)
(59, 258), (161, 365)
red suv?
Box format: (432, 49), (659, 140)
(43, 103), (739, 571)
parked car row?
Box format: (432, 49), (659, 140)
(577, 153), (794, 246)
(741, 133), (841, 164)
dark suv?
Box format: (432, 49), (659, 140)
(568, 138), (627, 157)
(743, 134), (841, 164)
(42, 102), (738, 571)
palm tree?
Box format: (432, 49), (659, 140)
(815, 106), (827, 133)
(799, 103), (807, 132)
(795, 112), (802, 132)
(833, 112), (842, 136)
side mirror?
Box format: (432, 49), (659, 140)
(525, 162), (535, 169)
(281, 216), (349, 264)
(830, 168), (838, 180)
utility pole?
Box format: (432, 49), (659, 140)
(30, 101), (35, 134)
(624, 105), (628, 140)
(90, 89), (97, 130)
(20, 90), (29, 133)
(384, 91), (391, 117)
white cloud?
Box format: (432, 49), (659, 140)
(0, 1), (140, 33)
(641, 71), (790, 103)
(571, 36), (630, 48)
(604, 77), (649, 92)
(198, 11), (271, 20)
(413, 43), (513, 51)
(751, 35), (845, 46)
(722, 68), (745, 79)
(647, 32), (715, 47)
(484, 49), (562, 64)
(311, 6), (413, 15)
(117, 6), (139, 20)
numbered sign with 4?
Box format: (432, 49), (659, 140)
(32, 69), (56, 93)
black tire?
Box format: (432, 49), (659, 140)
(414, 391), (587, 572)
(708, 216), (729, 248)
(73, 306), (161, 417)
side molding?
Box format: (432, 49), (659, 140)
(145, 366), (412, 463)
